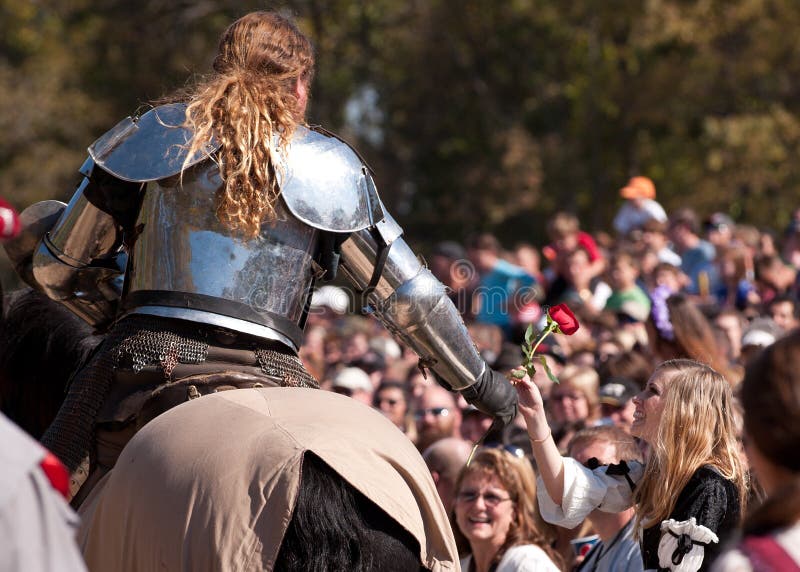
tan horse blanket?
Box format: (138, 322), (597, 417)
(77, 387), (459, 571)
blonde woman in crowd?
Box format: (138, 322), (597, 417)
(453, 448), (563, 571)
(511, 359), (747, 571)
(547, 364), (601, 452)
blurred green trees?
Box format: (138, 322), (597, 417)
(2, 0), (799, 253)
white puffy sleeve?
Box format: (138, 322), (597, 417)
(657, 518), (719, 572)
(537, 457), (644, 529)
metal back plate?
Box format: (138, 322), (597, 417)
(125, 160), (319, 337)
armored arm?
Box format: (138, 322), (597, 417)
(340, 217), (484, 389)
(5, 158), (129, 328)
(275, 124), (515, 421)
(338, 212), (517, 424)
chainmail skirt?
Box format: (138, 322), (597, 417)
(40, 314), (318, 502)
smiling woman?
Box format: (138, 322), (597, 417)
(452, 448), (562, 572)
(511, 359), (748, 572)
(632, 361), (747, 570)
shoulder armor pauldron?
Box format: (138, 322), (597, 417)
(88, 103), (219, 183)
(88, 107), (386, 234)
(278, 125), (385, 233)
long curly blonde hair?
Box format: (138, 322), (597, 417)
(634, 360), (748, 534)
(181, 12), (314, 238)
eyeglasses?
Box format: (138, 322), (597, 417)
(414, 407), (450, 420)
(456, 490), (513, 507)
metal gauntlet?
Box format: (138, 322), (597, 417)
(339, 221), (485, 390)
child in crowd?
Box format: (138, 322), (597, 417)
(604, 250), (651, 321)
(543, 211), (606, 283)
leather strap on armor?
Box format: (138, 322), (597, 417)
(122, 290), (305, 349)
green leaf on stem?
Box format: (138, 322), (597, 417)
(538, 355), (560, 384)
(524, 324), (536, 345)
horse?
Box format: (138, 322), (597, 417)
(0, 288), (102, 439)
(0, 290), (460, 570)
(77, 387), (460, 571)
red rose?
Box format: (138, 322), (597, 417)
(549, 303), (579, 335)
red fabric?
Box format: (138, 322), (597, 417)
(543, 231), (602, 262)
(576, 232), (601, 262)
(740, 534), (800, 572)
(0, 198), (21, 240)
(40, 451), (70, 499)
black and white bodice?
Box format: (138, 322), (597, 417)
(537, 459), (740, 572)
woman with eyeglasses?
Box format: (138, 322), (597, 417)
(452, 448), (562, 572)
(510, 359), (748, 571)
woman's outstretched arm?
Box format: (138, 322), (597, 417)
(510, 367), (640, 529)
(508, 367), (566, 506)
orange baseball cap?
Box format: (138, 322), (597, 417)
(619, 176), (656, 199)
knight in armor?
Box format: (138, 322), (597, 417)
(5, 11), (517, 504)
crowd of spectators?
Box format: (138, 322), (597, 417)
(3, 175), (799, 571)
(298, 176), (800, 570)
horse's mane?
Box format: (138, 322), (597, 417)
(0, 288), (102, 438)
(276, 452), (427, 571)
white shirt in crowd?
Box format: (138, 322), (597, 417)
(613, 199), (668, 235)
(460, 544), (561, 572)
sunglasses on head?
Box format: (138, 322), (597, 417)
(483, 442), (526, 459)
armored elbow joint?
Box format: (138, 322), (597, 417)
(32, 241), (123, 328)
(374, 269), (485, 390)
(28, 166), (124, 328)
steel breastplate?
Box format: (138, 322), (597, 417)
(122, 159), (319, 350)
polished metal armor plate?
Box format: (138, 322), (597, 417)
(88, 103), (219, 183)
(339, 231), (486, 389)
(123, 159), (319, 350)
(278, 126), (383, 232)
(89, 103), (383, 233)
